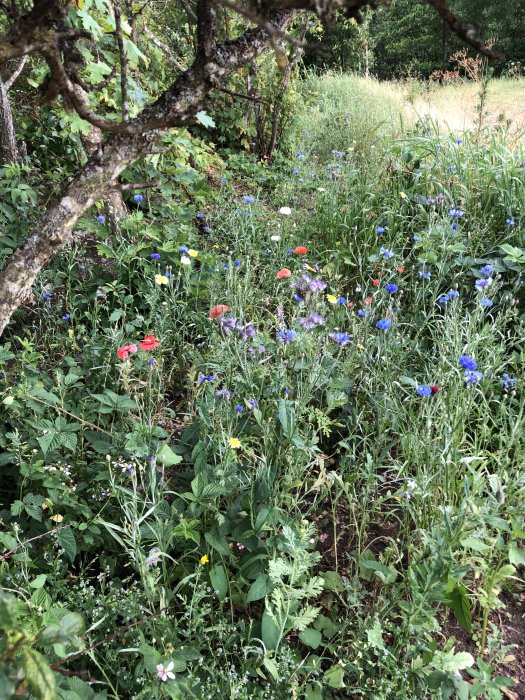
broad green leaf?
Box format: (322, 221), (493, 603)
(196, 111), (216, 128)
(321, 571), (345, 592)
(299, 628), (322, 649)
(57, 528), (77, 563)
(366, 619), (385, 649)
(209, 564), (228, 601)
(22, 648), (56, 700)
(29, 574), (47, 589)
(323, 664), (345, 688)
(157, 443), (183, 466)
(0, 589), (18, 629)
(278, 399), (296, 438)
(204, 529), (230, 555)
(447, 582), (472, 634)
(246, 574), (273, 603)
(261, 609), (280, 650)
(509, 541), (525, 566)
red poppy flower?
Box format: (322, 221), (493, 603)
(397, 266), (406, 273)
(294, 246), (308, 255)
(347, 301), (354, 308)
(430, 385), (441, 394)
(372, 279), (380, 287)
(117, 344), (138, 360)
(209, 304), (230, 319)
(364, 296), (373, 305)
(138, 335), (160, 351)
(276, 268), (292, 279)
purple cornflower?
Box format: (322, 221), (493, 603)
(134, 194), (144, 202)
(448, 289), (460, 299)
(198, 373), (215, 383)
(179, 245), (189, 253)
(235, 404), (244, 413)
(298, 313), (324, 330)
(293, 294), (304, 303)
(219, 177), (228, 184)
(506, 218), (515, 226)
(385, 283), (398, 294)
(357, 309), (369, 317)
(413, 235), (423, 242)
(337, 297), (348, 305)
(62, 313), (71, 320)
(456, 138), (463, 144)
(96, 214), (106, 224)
(41, 292), (51, 299)
(481, 297), (493, 308)
(293, 274), (326, 295)
(380, 247), (394, 260)
(150, 253), (161, 259)
(438, 295), (450, 304)
(248, 399), (258, 409)
(465, 370), (483, 384)
(329, 332), (351, 345)
(418, 271), (431, 280)
(238, 323), (256, 340)
(216, 388), (232, 400)
(293, 168), (300, 174)
(243, 196), (255, 204)
(277, 329), (296, 343)
(375, 226), (385, 235)
(475, 277), (492, 292)
(479, 265), (494, 276)
(459, 355), (477, 371)
(219, 316), (237, 334)
(501, 374), (517, 389)
(233, 260), (241, 267)
(416, 385), (432, 397)
(376, 319), (391, 331)
(449, 208), (464, 218)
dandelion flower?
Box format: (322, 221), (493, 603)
(155, 274), (169, 285)
(199, 554), (209, 565)
(326, 294), (338, 304)
(188, 249), (198, 258)
(228, 437), (241, 449)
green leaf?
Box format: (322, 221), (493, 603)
(157, 443), (183, 466)
(323, 664), (345, 688)
(441, 651), (475, 673)
(204, 529), (230, 555)
(447, 582), (472, 634)
(209, 564), (228, 601)
(0, 589), (18, 629)
(321, 571), (345, 592)
(22, 648), (56, 700)
(31, 588), (52, 610)
(59, 612), (84, 638)
(366, 619), (385, 649)
(196, 111), (216, 128)
(278, 399), (296, 438)
(57, 528), (77, 563)
(299, 628), (322, 649)
(29, 574), (47, 589)
(509, 541), (525, 567)
(246, 574), (273, 603)
(261, 609), (280, 650)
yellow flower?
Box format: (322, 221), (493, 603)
(188, 249), (198, 258)
(399, 191), (407, 199)
(155, 274), (169, 285)
(199, 554), (209, 565)
(228, 437), (241, 449)
(326, 294), (338, 304)
(50, 514), (64, 523)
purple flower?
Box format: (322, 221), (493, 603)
(277, 329), (296, 343)
(233, 260), (241, 267)
(475, 277), (492, 292)
(150, 253), (161, 259)
(506, 218), (515, 226)
(479, 265), (494, 276)
(337, 297), (347, 305)
(447, 289), (460, 299)
(41, 292), (51, 299)
(357, 309), (369, 317)
(380, 247), (394, 260)
(238, 323), (256, 340)
(416, 385), (432, 397)
(179, 245), (189, 253)
(248, 399), (258, 409)
(134, 194), (144, 202)
(219, 316), (237, 334)
(438, 295), (450, 304)
(459, 355), (477, 371)
(146, 547), (161, 567)
(329, 332), (351, 345)
(376, 319), (391, 331)
(375, 226), (385, 235)
(385, 283), (398, 294)
(198, 373), (215, 383)
(293, 168), (300, 174)
(62, 313), (71, 320)
(293, 294), (304, 303)
(96, 214), (106, 224)
(219, 177), (228, 184)
(465, 370), (483, 384)
(449, 208), (464, 219)
(501, 374), (517, 389)
(298, 313), (324, 330)
(418, 271), (431, 280)
(203, 226), (211, 233)
(243, 196), (255, 204)
(216, 388), (232, 400)
(456, 138), (463, 144)
(235, 404), (244, 413)
(480, 297), (493, 308)
(413, 236), (423, 242)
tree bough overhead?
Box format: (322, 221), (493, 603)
(0, 0), (499, 336)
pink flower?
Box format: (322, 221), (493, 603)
(116, 344), (138, 360)
(156, 661), (175, 682)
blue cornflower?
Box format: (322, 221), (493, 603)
(413, 235), (423, 242)
(380, 247), (394, 260)
(452, 223), (458, 230)
(416, 385), (432, 397)
(224, 263), (229, 269)
(216, 388), (232, 400)
(459, 355), (477, 371)
(248, 399), (258, 409)
(235, 404), (244, 413)
(233, 260), (241, 267)
(357, 309), (369, 317)
(96, 214), (106, 224)
(243, 196), (255, 204)
(219, 177), (228, 184)
(385, 283), (398, 294)
(148, 359), (154, 367)
(506, 218), (515, 226)
(179, 245), (189, 253)
(293, 168), (300, 175)
(150, 253), (161, 259)
(259, 178), (267, 183)
(292, 294), (304, 303)
(62, 313), (71, 320)
(501, 374), (517, 389)
(481, 297), (493, 307)
(284, 388), (291, 396)
(196, 212), (204, 219)
(465, 370), (483, 384)
(438, 295), (450, 304)
(475, 277), (492, 292)
(376, 319), (391, 331)
(480, 265), (494, 276)
(277, 329), (296, 343)
(198, 373), (215, 383)
(287, 248), (293, 254)
(41, 292), (51, 299)
(447, 166), (455, 171)
(448, 289), (460, 299)
(134, 194), (144, 202)
(375, 226), (385, 235)
(337, 297), (348, 305)
(456, 138), (463, 144)
(449, 207), (464, 218)
(418, 271), (431, 280)
(329, 332), (351, 345)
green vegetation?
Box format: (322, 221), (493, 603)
(1, 72), (525, 698)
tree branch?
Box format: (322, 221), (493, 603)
(4, 55), (26, 91)
(113, 0), (129, 121)
(143, 26), (186, 71)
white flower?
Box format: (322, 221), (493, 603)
(278, 206), (292, 215)
(271, 235), (281, 241)
(180, 255), (191, 265)
(157, 661), (175, 682)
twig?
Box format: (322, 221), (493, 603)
(143, 26), (186, 71)
(114, 180), (160, 191)
(0, 526), (67, 562)
(215, 85), (267, 103)
(113, 0), (129, 121)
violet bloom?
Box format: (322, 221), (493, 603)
(298, 313), (324, 330)
(329, 332), (351, 346)
(216, 388), (232, 400)
(219, 316), (237, 334)
(277, 329), (296, 343)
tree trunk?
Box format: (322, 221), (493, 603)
(0, 76), (18, 164)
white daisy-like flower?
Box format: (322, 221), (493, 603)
(271, 235), (281, 241)
(180, 255), (191, 265)
(157, 661), (175, 682)
(278, 206), (292, 215)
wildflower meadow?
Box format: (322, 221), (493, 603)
(1, 22), (525, 699)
